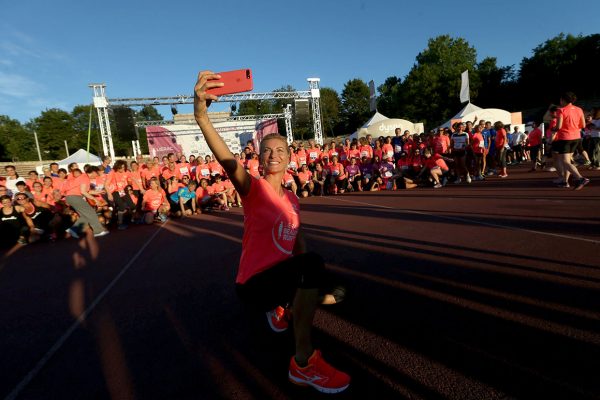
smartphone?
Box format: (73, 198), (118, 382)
(207, 69), (253, 96)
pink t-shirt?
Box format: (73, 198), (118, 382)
(237, 177), (300, 284)
(556, 105), (584, 141)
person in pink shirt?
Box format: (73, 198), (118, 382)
(348, 142), (361, 161)
(382, 137), (394, 161)
(358, 138), (373, 162)
(327, 155), (347, 194)
(552, 92), (589, 189)
(527, 121), (543, 171)
(193, 70), (350, 394)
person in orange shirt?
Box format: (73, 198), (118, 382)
(527, 121), (543, 171)
(471, 126), (485, 180)
(306, 140), (322, 166)
(382, 137), (394, 161)
(195, 178), (213, 212)
(246, 153), (261, 178)
(193, 71), (350, 394)
(207, 155), (225, 177)
(494, 121), (508, 178)
(62, 164), (108, 238)
(210, 174), (229, 210)
(41, 177), (56, 206)
(287, 146), (299, 172)
(25, 170), (41, 191)
(195, 157), (212, 182)
(296, 164), (314, 198)
(142, 177), (169, 223)
(282, 170), (298, 195)
(223, 178), (242, 207)
(129, 161), (145, 209)
(107, 160), (133, 230)
(552, 92), (589, 189)
(421, 149), (450, 188)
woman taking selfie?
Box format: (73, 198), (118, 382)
(193, 70), (350, 394)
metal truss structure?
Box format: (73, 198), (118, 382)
(90, 78), (323, 158)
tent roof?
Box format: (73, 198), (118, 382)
(450, 102), (482, 120)
(58, 149), (101, 165)
(361, 112), (389, 128)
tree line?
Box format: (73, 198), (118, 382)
(1, 33), (597, 162)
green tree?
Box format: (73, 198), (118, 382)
(474, 57), (516, 110)
(320, 87), (342, 138)
(340, 79), (370, 133)
(376, 76), (402, 117)
(519, 33), (600, 108)
(134, 106), (163, 154)
(0, 115), (36, 161)
(399, 35), (478, 127)
(27, 109), (77, 159)
(71, 105), (103, 155)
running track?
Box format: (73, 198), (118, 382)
(1, 166), (599, 400)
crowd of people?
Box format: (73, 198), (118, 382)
(1, 94), (597, 250)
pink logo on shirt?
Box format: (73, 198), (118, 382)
(271, 211), (298, 255)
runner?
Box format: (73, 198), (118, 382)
(552, 92), (589, 190)
(193, 70), (350, 394)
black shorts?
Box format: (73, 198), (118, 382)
(552, 139), (580, 154)
(452, 150), (466, 158)
(236, 252), (328, 311)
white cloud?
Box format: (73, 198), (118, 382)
(0, 71), (39, 98)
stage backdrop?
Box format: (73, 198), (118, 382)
(146, 119), (278, 159)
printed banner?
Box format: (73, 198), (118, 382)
(146, 119), (279, 159)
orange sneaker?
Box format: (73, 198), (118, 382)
(266, 306), (289, 332)
(288, 350), (350, 393)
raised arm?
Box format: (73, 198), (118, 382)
(194, 71), (251, 196)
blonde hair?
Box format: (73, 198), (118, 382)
(259, 134), (290, 156)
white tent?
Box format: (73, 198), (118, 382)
(441, 103), (518, 129)
(440, 103), (483, 128)
(350, 112), (424, 139)
(35, 149), (102, 174)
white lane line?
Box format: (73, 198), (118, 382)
(5, 222), (168, 400)
(324, 196), (600, 245)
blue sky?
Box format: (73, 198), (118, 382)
(1, 0), (598, 122)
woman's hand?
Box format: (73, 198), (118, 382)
(194, 71), (224, 122)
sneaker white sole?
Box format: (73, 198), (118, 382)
(288, 372), (350, 393)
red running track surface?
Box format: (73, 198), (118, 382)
(1, 166), (599, 399)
